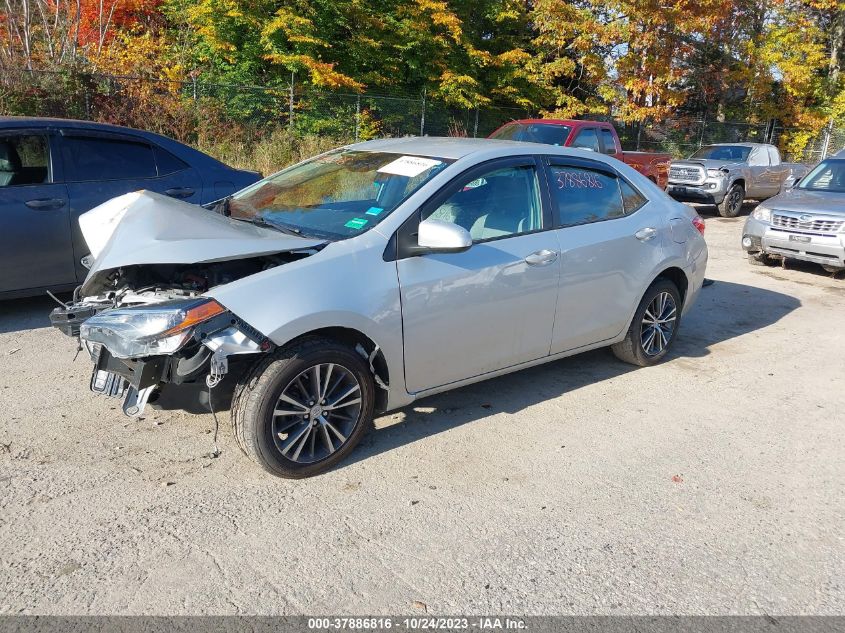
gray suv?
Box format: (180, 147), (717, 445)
(51, 138), (708, 478)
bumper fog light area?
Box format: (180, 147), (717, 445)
(742, 236), (752, 248)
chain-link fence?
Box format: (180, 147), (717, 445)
(615, 117), (845, 164)
(2, 68), (843, 165)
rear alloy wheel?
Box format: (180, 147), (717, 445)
(232, 337), (374, 478)
(611, 279), (681, 367)
(821, 264), (844, 274)
(717, 183), (744, 218)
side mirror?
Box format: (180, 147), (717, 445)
(782, 175), (800, 191)
(417, 219), (472, 253)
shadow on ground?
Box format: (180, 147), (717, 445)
(345, 279), (800, 467)
(0, 295), (61, 335)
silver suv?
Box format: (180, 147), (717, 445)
(51, 138), (708, 478)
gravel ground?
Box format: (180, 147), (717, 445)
(0, 211), (843, 615)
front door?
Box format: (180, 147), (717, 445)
(0, 130), (72, 294)
(544, 158), (667, 353)
(397, 158), (561, 393)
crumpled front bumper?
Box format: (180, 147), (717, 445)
(51, 302), (273, 416)
(666, 180), (727, 204)
(742, 217), (845, 267)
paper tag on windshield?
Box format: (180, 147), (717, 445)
(377, 156), (442, 178)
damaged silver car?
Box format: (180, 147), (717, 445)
(51, 137), (708, 478)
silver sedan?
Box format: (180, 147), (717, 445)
(51, 138), (708, 478)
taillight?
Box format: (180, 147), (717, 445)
(692, 215), (705, 235)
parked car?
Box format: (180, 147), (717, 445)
(50, 137), (708, 478)
(742, 155), (845, 273)
(0, 117), (261, 299)
(488, 119), (672, 189)
(667, 142), (809, 218)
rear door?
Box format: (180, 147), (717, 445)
(57, 130), (202, 281)
(0, 129), (73, 293)
(544, 157), (666, 353)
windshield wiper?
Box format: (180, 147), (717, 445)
(250, 216), (306, 237)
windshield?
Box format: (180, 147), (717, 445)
(490, 122), (572, 146)
(228, 149), (453, 239)
(690, 145), (752, 162)
(798, 159), (845, 193)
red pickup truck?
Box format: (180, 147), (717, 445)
(489, 119), (671, 189)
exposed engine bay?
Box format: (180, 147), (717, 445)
(86, 252), (310, 307)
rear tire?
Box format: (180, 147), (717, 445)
(612, 279), (681, 367)
(717, 183), (745, 218)
(821, 264), (844, 274)
(232, 336), (374, 478)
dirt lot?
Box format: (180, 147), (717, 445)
(0, 212), (843, 615)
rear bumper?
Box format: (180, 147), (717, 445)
(742, 217), (845, 267)
(666, 184), (725, 204)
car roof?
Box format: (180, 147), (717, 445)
(0, 115), (231, 170)
(349, 136), (575, 160)
(0, 116), (155, 135)
(705, 142), (770, 148)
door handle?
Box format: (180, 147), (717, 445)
(164, 187), (195, 199)
(635, 227), (658, 241)
(25, 198), (65, 210)
(524, 249), (559, 266)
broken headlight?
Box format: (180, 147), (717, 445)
(80, 298), (226, 359)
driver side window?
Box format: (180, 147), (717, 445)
(423, 165), (542, 242)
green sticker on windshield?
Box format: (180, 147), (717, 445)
(344, 217), (369, 230)
(365, 206), (384, 216)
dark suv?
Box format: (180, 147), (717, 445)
(0, 117), (261, 299)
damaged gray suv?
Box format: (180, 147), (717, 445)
(51, 137), (708, 478)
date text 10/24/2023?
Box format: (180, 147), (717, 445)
(307, 617), (528, 630)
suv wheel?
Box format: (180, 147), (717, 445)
(232, 337), (374, 478)
(717, 183), (744, 218)
(611, 279), (681, 367)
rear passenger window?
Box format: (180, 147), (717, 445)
(549, 165), (626, 226)
(620, 179), (647, 213)
(63, 136), (156, 181)
(0, 135), (50, 187)
(154, 145), (189, 175)
(600, 129), (617, 155)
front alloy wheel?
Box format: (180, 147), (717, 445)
(232, 337), (374, 478)
(717, 183), (744, 218)
(272, 363), (362, 464)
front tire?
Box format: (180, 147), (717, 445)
(717, 183), (745, 218)
(232, 337), (375, 478)
(611, 279), (681, 367)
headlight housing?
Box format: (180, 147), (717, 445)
(706, 168), (727, 178)
(751, 206), (772, 222)
(80, 298), (226, 359)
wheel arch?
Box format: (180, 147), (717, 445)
(654, 266), (689, 304)
(285, 326), (391, 413)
